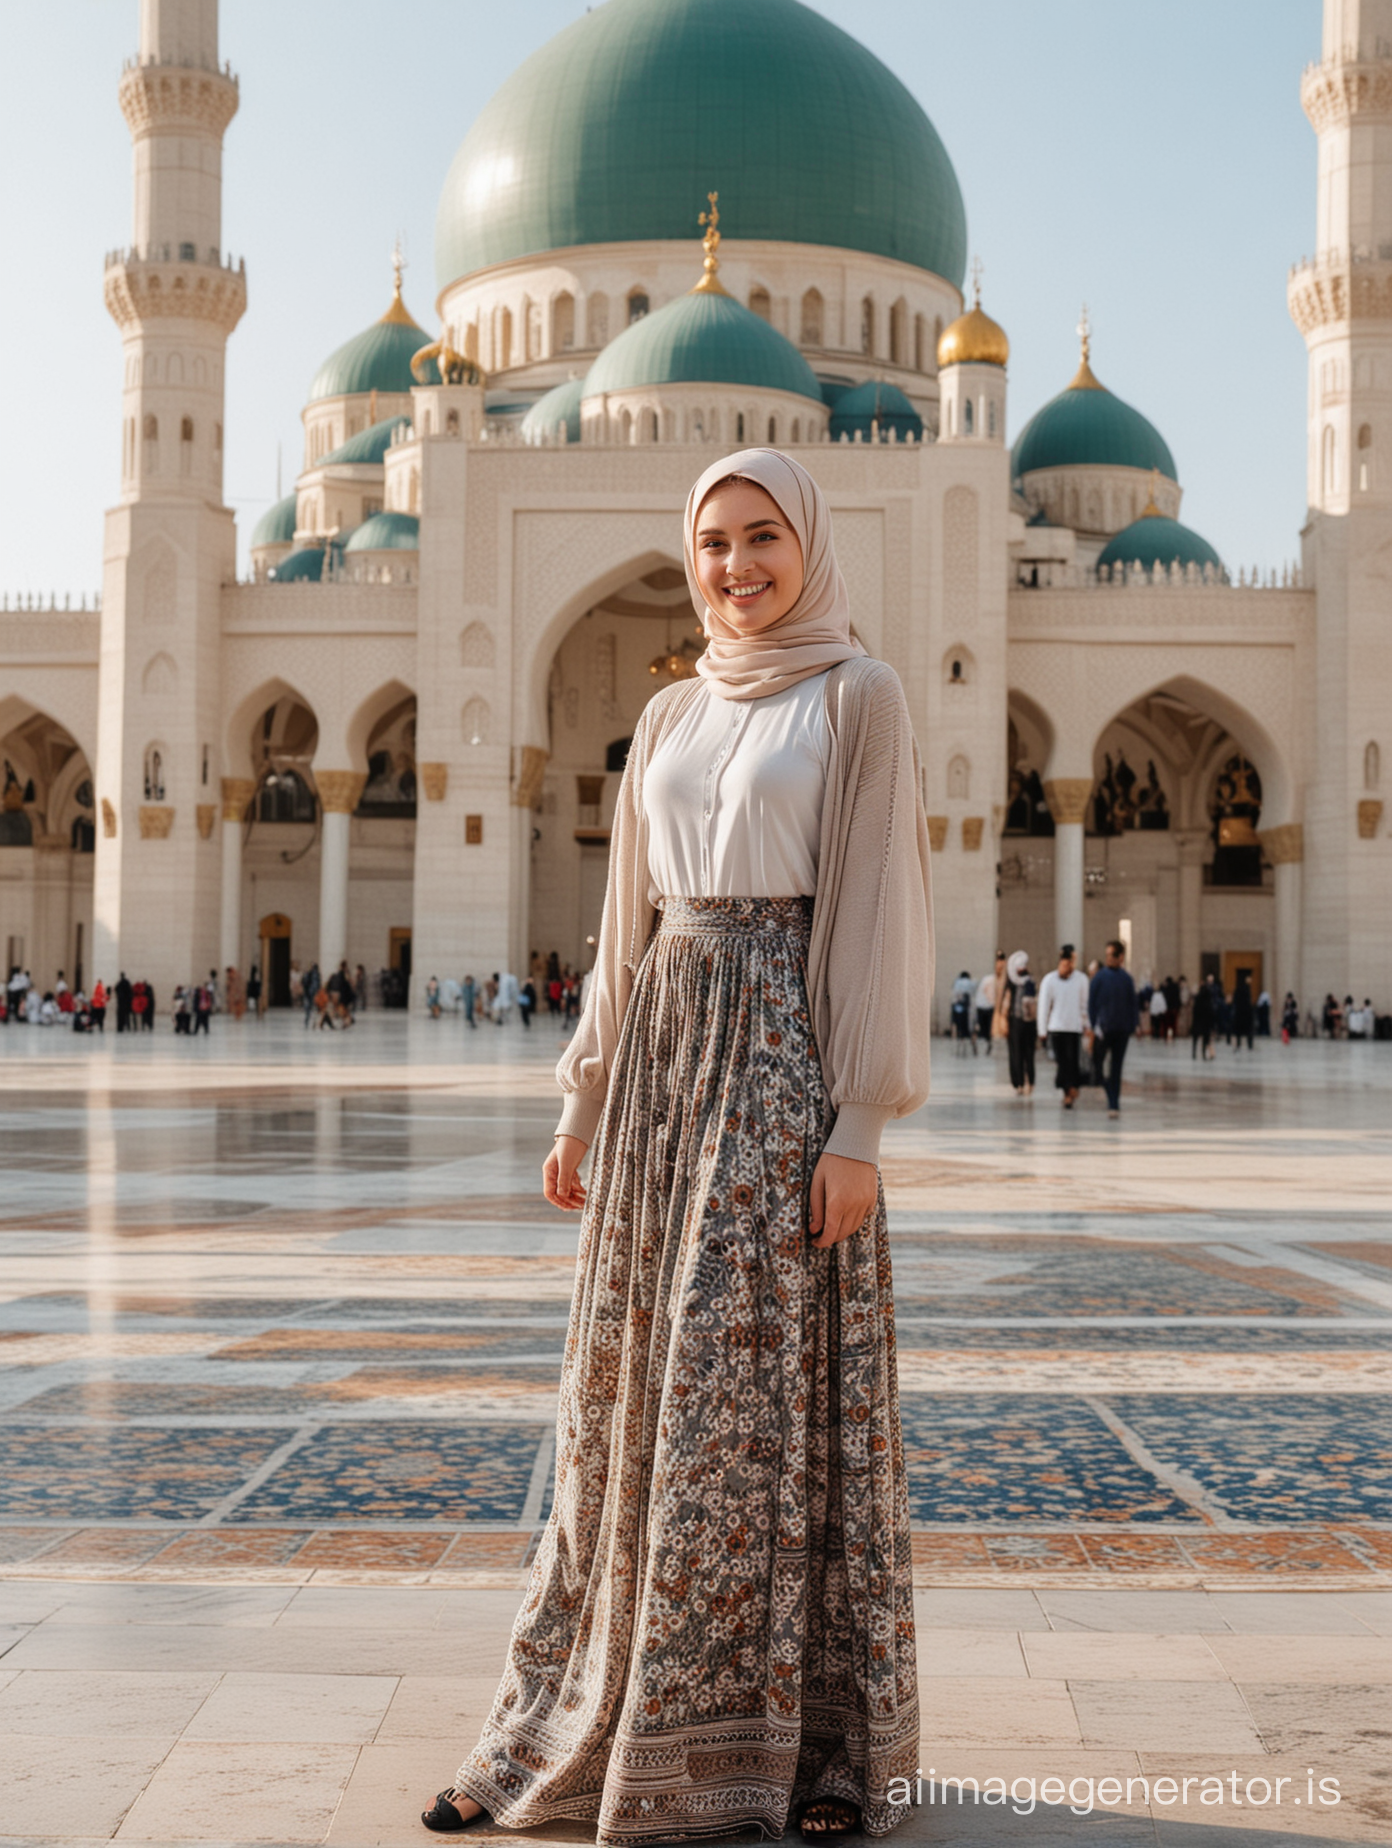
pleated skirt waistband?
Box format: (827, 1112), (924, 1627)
(654, 895), (814, 939)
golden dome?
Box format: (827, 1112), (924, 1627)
(937, 262), (1008, 369)
(938, 304), (1009, 369)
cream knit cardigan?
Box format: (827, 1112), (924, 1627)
(555, 655), (934, 1166)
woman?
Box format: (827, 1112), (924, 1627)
(423, 451), (932, 1845)
(1002, 950), (1036, 1095)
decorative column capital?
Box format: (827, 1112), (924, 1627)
(221, 776), (255, 821)
(1259, 822), (1304, 866)
(925, 815), (949, 853)
(1044, 777), (1092, 826)
(420, 763), (448, 802)
(315, 770), (366, 815)
(512, 745), (549, 809)
(1357, 799), (1383, 840)
(196, 804), (217, 840)
(138, 805), (175, 839)
(961, 817), (985, 852)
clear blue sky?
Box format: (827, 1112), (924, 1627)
(0, 0), (1319, 596)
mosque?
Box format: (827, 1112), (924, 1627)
(1, 0), (1387, 1018)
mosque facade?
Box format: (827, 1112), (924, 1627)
(1, 0), (1388, 1018)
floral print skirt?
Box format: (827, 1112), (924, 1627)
(453, 896), (919, 1843)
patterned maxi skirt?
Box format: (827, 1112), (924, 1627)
(454, 897), (919, 1844)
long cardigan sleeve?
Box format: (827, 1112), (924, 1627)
(807, 657), (934, 1164)
(554, 660), (934, 1167)
(553, 692), (665, 1145)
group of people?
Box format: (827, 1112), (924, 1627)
(1320, 993), (1384, 1040)
(288, 960), (361, 1029)
(953, 942), (1143, 1116)
(423, 953), (591, 1029)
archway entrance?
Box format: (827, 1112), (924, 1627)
(529, 564), (699, 968)
(258, 912), (293, 1008)
(0, 702), (95, 990)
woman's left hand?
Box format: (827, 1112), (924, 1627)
(809, 1152), (879, 1249)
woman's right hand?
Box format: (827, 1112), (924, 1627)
(544, 1135), (589, 1211)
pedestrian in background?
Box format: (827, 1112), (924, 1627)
(1002, 950), (1037, 1096)
(1089, 939), (1139, 1118)
(1232, 974), (1255, 1052)
(462, 974), (477, 1029)
(975, 958), (999, 1054)
(1037, 943), (1089, 1108)
(1190, 975), (1216, 1060)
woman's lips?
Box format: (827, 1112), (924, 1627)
(724, 581), (771, 604)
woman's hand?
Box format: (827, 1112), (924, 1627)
(809, 1151), (878, 1249)
(544, 1134), (589, 1211)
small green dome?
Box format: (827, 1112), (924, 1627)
(1012, 353), (1175, 482)
(581, 288), (822, 402)
(344, 511), (420, 553)
(317, 416), (411, 468)
(308, 287), (439, 402)
(435, 0), (967, 289)
(251, 494), (297, 549)
(1098, 513), (1223, 576)
(521, 379), (583, 445)
(829, 379), (923, 442)
(268, 546), (328, 583)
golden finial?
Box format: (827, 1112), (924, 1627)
(1069, 302), (1104, 390)
(411, 327), (481, 387)
(692, 191), (730, 296)
(380, 236), (417, 326)
(1139, 468), (1164, 518)
(970, 255), (984, 308)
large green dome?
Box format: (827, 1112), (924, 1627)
(1097, 512), (1222, 576)
(435, 0), (967, 290)
(581, 288), (822, 401)
(250, 494), (297, 549)
(308, 288), (439, 403)
(1012, 355), (1175, 483)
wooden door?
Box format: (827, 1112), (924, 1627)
(1221, 950), (1263, 998)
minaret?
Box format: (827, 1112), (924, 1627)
(94, 0), (245, 987)
(1287, 0), (1392, 999)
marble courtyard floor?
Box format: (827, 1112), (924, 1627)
(0, 1016), (1389, 1845)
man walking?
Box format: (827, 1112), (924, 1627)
(1037, 943), (1090, 1108)
(975, 959), (999, 1054)
(1089, 939), (1140, 1118)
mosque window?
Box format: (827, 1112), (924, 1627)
(767, 417), (776, 444)
(692, 413), (704, 441)
(749, 287), (771, 322)
(736, 413), (746, 443)
(860, 297), (875, 356)
(914, 314), (927, 372)
(963, 398), (974, 436)
(1366, 741), (1381, 791)
(988, 399), (997, 438)
(1321, 424), (1337, 498)
(552, 291), (575, 353)
(255, 767), (315, 824)
(143, 745), (166, 803)
(621, 409), (633, 445)
(889, 299), (907, 366)
(800, 289), (823, 346)
(526, 297), (542, 361)
(446, 408), (460, 435)
(142, 414), (159, 474)
(587, 292), (609, 346)
(791, 419), (800, 443)
(71, 816), (95, 854)
(627, 290), (650, 324)
(1358, 422), (1372, 448)
(648, 410), (659, 443)
(498, 306), (513, 369)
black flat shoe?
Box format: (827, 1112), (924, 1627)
(797, 1798), (862, 1840)
(422, 1790), (486, 1833)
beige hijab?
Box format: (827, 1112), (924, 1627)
(682, 447), (866, 701)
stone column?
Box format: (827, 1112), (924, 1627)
(1174, 830), (1208, 987)
(1260, 823), (1303, 1007)
(219, 778), (254, 975)
(1044, 778), (1092, 957)
(316, 771), (365, 978)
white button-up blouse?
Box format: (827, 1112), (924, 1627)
(641, 671), (832, 901)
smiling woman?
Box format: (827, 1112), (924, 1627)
(431, 447), (934, 1847)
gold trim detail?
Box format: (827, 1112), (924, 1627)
(1357, 799), (1383, 840)
(316, 770), (366, 815)
(926, 815), (949, 854)
(196, 804), (216, 840)
(138, 805), (175, 840)
(421, 763), (448, 802)
(1258, 822), (1304, 866)
(1044, 778), (1093, 826)
(1068, 305), (1106, 391)
(221, 777), (255, 823)
(961, 816), (985, 852)
(691, 191), (731, 297)
(513, 746), (549, 810)
(101, 799), (117, 840)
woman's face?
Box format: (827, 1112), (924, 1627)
(694, 479), (805, 635)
